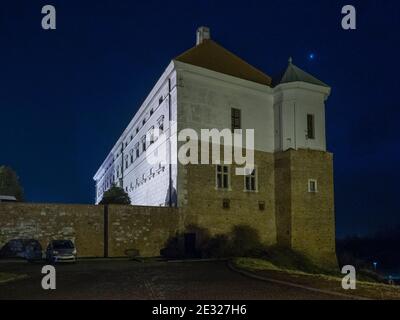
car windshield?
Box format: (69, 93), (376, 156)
(52, 240), (74, 249)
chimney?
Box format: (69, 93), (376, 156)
(196, 26), (210, 45)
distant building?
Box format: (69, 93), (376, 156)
(94, 27), (336, 267)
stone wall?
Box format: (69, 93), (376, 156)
(180, 150), (277, 248)
(274, 151), (292, 248)
(0, 149), (337, 267)
(107, 205), (182, 257)
(0, 203), (182, 258)
(0, 203), (104, 257)
(275, 149), (337, 268)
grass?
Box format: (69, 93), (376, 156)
(232, 257), (400, 300)
(0, 272), (28, 284)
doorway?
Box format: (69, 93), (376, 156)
(184, 233), (197, 258)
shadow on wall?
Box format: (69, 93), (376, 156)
(160, 224), (264, 259)
(164, 185), (177, 207)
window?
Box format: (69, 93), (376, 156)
(158, 115), (165, 133)
(135, 143), (140, 158)
(125, 155), (129, 169)
(307, 114), (315, 140)
(258, 201), (265, 211)
(159, 96), (163, 105)
(136, 127), (139, 134)
(130, 150), (134, 164)
(222, 199), (230, 209)
(231, 108), (241, 131)
(244, 168), (257, 192)
(308, 179), (318, 193)
(150, 109), (154, 116)
(216, 165), (229, 189)
(141, 136), (146, 152)
(149, 127), (155, 145)
(142, 118), (146, 126)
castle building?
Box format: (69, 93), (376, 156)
(93, 27), (336, 267)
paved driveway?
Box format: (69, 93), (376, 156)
(0, 260), (349, 300)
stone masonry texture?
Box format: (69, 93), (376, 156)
(0, 149), (337, 268)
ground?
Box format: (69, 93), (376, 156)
(0, 259), (351, 300)
(0, 272), (27, 284)
(232, 258), (400, 300)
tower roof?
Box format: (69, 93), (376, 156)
(175, 34), (272, 86)
(273, 57), (329, 87)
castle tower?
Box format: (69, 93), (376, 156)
(274, 58), (337, 268)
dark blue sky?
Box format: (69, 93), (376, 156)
(1, 0), (399, 237)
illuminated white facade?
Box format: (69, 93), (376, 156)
(93, 27), (330, 206)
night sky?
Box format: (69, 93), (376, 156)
(1, 0), (399, 237)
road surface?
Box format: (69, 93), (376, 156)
(0, 260), (349, 300)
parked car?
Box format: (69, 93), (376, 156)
(46, 240), (77, 263)
(0, 239), (43, 261)
(0, 195), (17, 203)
